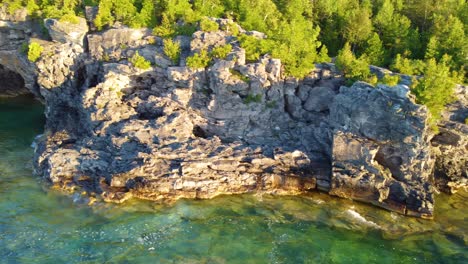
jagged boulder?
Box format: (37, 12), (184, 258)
(432, 84), (468, 193)
(329, 83), (435, 218)
(44, 17), (88, 46)
(0, 8), (41, 97)
(432, 123), (468, 193)
(87, 26), (155, 61)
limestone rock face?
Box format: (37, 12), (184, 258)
(87, 27), (155, 61)
(432, 85), (468, 193)
(329, 83), (434, 218)
(0, 7), (40, 97)
(44, 17), (89, 46)
(1, 15), (465, 218)
(0, 64), (26, 96)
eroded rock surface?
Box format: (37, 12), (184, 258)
(44, 17), (88, 46)
(329, 83), (434, 218)
(0, 7), (39, 97)
(0, 11), (465, 218)
(432, 85), (468, 193)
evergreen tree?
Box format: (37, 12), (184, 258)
(363, 32), (384, 66)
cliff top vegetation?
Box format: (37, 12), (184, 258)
(1, 0), (467, 122)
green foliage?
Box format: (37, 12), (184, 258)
(4, 0), (23, 15)
(27, 42), (43, 62)
(153, 15), (176, 37)
(26, 0), (39, 16)
(20, 42), (29, 54)
(243, 93), (262, 104)
(94, 0), (113, 30)
(411, 55), (463, 126)
(379, 74), (400, 86)
(426, 14), (467, 75)
(130, 51), (151, 69)
(270, 18), (321, 78)
(199, 17), (219, 32)
(391, 54), (425, 76)
(163, 39), (181, 64)
(229, 69), (249, 82)
(176, 24), (197, 36)
(344, 8), (373, 45)
(266, 100), (277, 108)
(186, 50), (211, 68)
(335, 43), (376, 85)
(238, 34), (272, 62)
(7, 0), (466, 84)
(132, 0), (157, 28)
(192, 0), (225, 18)
(59, 13), (80, 24)
(363, 33), (385, 66)
(210, 44), (232, 60)
(221, 22), (240, 36)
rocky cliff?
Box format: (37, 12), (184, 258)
(0, 8), (466, 219)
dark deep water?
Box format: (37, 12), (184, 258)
(0, 96), (466, 263)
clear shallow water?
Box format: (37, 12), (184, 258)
(0, 97), (466, 264)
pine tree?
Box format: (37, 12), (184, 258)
(363, 32), (384, 66)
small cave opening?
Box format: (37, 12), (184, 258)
(0, 64), (29, 97)
(0, 63), (45, 138)
(192, 125), (208, 138)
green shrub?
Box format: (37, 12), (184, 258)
(411, 56), (462, 129)
(336, 42), (376, 85)
(229, 69), (250, 82)
(59, 13), (80, 24)
(238, 34), (272, 62)
(210, 44), (232, 60)
(176, 24), (198, 36)
(379, 74), (400, 86)
(391, 54), (425, 75)
(244, 94), (262, 104)
(163, 39), (181, 65)
(153, 25), (175, 38)
(102, 53), (111, 62)
(186, 50), (211, 68)
(27, 42), (43, 62)
(130, 52), (151, 69)
(266, 100), (277, 108)
(199, 17), (219, 32)
(20, 42), (28, 54)
(221, 22), (240, 36)
(153, 15), (175, 37)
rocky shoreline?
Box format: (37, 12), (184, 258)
(0, 7), (466, 218)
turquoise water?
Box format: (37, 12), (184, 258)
(0, 96), (466, 263)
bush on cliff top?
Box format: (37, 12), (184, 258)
(411, 55), (463, 128)
(186, 50), (211, 69)
(3, 0), (467, 120)
(163, 39), (181, 65)
(199, 17), (219, 32)
(335, 43), (377, 85)
(130, 52), (151, 70)
(27, 42), (43, 62)
(210, 44), (232, 60)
